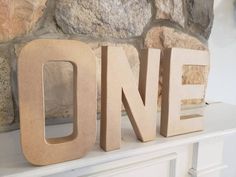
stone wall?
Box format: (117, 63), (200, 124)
(0, 0), (214, 132)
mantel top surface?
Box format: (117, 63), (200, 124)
(0, 103), (236, 177)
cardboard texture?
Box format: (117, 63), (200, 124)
(100, 46), (160, 151)
(18, 39), (97, 165)
(160, 48), (210, 137)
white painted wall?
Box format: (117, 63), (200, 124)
(206, 0), (236, 176)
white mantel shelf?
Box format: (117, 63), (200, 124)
(1, 103), (236, 177)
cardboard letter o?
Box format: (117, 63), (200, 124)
(18, 39), (97, 165)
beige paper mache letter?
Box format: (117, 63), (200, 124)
(160, 48), (210, 137)
(100, 46), (161, 151)
(18, 39), (97, 165)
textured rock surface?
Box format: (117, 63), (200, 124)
(0, 0), (214, 131)
(186, 0), (214, 39)
(55, 0), (152, 38)
(154, 0), (185, 27)
(145, 26), (207, 50)
(0, 0), (47, 42)
(44, 62), (74, 119)
(0, 57), (14, 127)
(145, 26), (208, 106)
